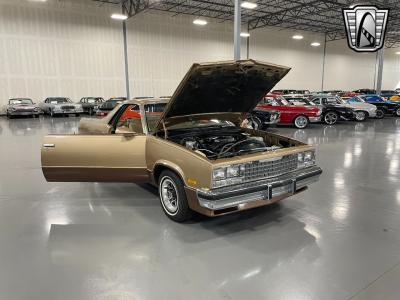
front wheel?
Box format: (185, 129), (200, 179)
(50, 109), (54, 117)
(375, 109), (385, 119)
(294, 115), (309, 129)
(395, 107), (400, 117)
(245, 116), (263, 130)
(158, 170), (192, 222)
(354, 111), (367, 122)
(324, 111), (338, 125)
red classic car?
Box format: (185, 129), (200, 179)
(257, 94), (322, 129)
(338, 91), (360, 98)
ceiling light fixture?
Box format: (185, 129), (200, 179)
(240, 32), (250, 37)
(292, 35), (304, 40)
(311, 42), (321, 47)
(111, 14), (128, 20)
(241, 2), (258, 9)
(193, 19), (207, 26)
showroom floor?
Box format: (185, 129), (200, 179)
(1, 116), (400, 300)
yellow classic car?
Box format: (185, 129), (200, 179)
(41, 60), (322, 222)
(389, 95), (400, 101)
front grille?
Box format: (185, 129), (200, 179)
(243, 154), (298, 182)
(16, 108), (34, 112)
(61, 105), (75, 110)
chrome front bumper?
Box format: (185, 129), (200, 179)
(9, 112), (40, 116)
(53, 110), (83, 114)
(197, 166), (322, 210)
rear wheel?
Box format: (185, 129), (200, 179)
(158, 170), (192, 222)
(375, 109), (385, 119)
(294, 115), (309, 129)
(395, 107), (400, 117)
(354, 111), (367, 122)
(324, 111), (338, 125)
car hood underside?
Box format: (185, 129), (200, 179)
(156, 60), (290, 130)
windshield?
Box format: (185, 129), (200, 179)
(285, 98), (313, 106)
(48, 98), (70, 104)
(87, 98), (103, 103)
(325, 97), (343, 105)
(351, 97), (365, 103)
(263, 97), (289, 106)
(9, 99), (33, 105)
(144, 103), (167, 132)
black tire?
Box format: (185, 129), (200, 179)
(395, 107), (400, 117)
(375, 109), (385, 119)
(293, 115), (309, 129)
(75, 113), (80, 117)
(354, 111), (367, 122)
(7, 113), (12, 119)
(50, 109), (54, 117)
(324, 111), (338, 125)
(158, 170), (192, 222)
(89, 108), (93, 116)
(246, 116), (263, 130)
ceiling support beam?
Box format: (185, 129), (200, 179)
(376, 48), (384, 95)
(233, 0), (241, 60)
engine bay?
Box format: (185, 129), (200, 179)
(165, 127), (282, 160)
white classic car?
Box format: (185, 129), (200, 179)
(39, 97), (83, 117)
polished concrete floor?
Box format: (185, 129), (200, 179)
(1, 116), (400, 300)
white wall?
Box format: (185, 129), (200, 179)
(323, 39), (377, 91)
(0, 0), (125, 113)
(126, 12), (234, 97)
(250, 27), (324, 91)
(382, 48), (400, 90)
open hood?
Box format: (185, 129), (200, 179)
(157, 59), (290, 130)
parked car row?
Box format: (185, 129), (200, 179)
(245, 92), (400, 129)
(4, 97), (127, 118)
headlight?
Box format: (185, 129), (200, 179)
(53, 106), (62, 111)
(298, 151), (315, 168)
(34, 107), (40, 111)
(212, 164), (245, 188)
(213, 168), (226, 180)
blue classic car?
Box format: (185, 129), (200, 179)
(349, 95), (400, 118)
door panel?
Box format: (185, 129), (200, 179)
(42, 135), (148, 182)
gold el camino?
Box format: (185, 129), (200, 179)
(41, 60), (322, 222)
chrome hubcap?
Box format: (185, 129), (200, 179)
(160, 177), (178, 214)
(355, 111), (365, 120)
(396, 109), (400, 116)
(295, 116), (307, 128)
(325, 113), (337, 125)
